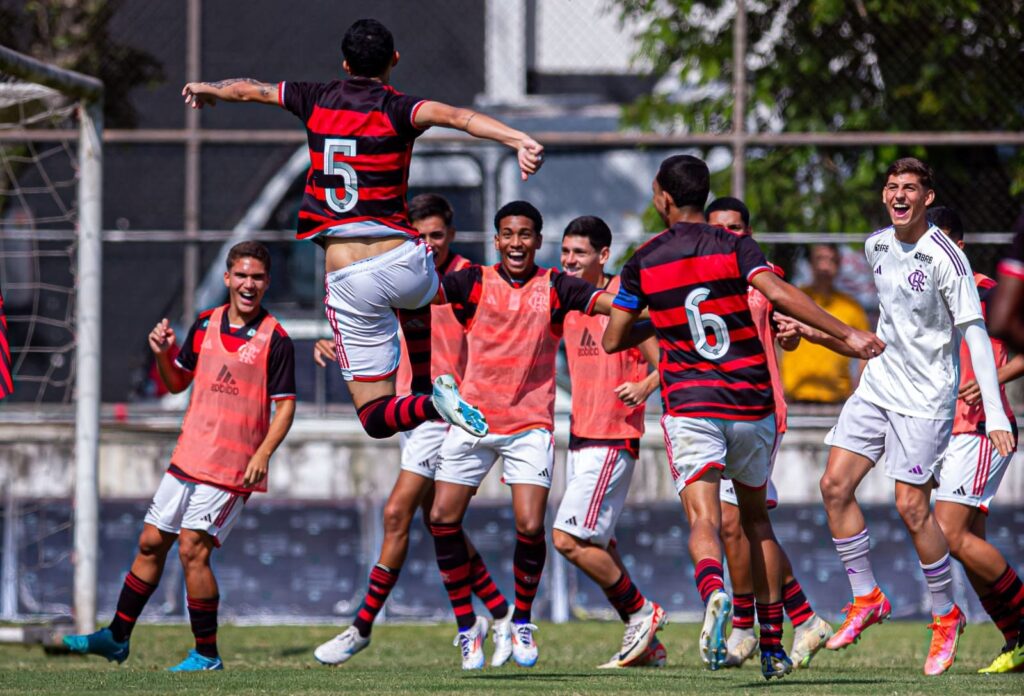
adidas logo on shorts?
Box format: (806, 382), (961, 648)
(953, 486), (966, 496)
(210, 365), (240, 395)
(563, 516), (577, 526)
(577, 328), (601, 357)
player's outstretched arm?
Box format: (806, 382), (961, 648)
(959, 353), (1024, 405)
(183, 78), (279, 109)
(242, 398), (296, 489)
(960, 319), (1015, 456)
(413, 102), (543, 180)
(602, 307), (655, 354)
(752, 272), (884, 360)
(774, 312), (860, 358)
(148, 318), (193, 393)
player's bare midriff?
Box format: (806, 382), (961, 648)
(323, 236), (408, 273)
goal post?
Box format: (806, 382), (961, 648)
(0, 45), (103, 634)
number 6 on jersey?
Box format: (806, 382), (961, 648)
(685, 287), (730, 360)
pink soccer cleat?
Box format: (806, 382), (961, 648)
(825, 587), (891, 650)
(924, 605), (966, 676)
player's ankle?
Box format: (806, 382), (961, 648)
(854, 586), (883, 604)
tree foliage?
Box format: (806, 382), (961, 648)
(614, 0), (1024, 233)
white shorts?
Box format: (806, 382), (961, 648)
(399, 420), (451, 479)
(662, 414), (775, 495)
(143, 473), (246, 547)
(825, 393), (952, 486)
(436, 427), (555, 489)
(721, 430), (782, 509)
(553, 447), (636, 548)
(324, 239), (438, 382)
(933, 432), (1014, 513)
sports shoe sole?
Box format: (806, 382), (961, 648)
(699, 592), (733, 670)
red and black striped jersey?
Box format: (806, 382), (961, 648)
(0, 289), (11, 399)
(614, 222), (775, 421)
(279, 77), (428, 241)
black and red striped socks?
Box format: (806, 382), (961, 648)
(980, 565), (1024, 646)
(357, 395), (439, 439)
(783, 579), (814, 628)
(108, 572), (156, 643)
(469, 554), (509, 620)
(603, 572), (646, 622)
(352, 564), (400, 637)
(694, 559), (725, 604)
(187, 595), (219, 658)
(732, 592), (755, 631)
(757, 601), (784, 653)
(512, 532), (546, 623)
(430, 522), (476, 631)
(398, 306), (433, 395)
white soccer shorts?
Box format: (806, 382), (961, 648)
(324, 239), (438, 382)
(825, 393), (952, 486)
(143, 473), (246, 547)
(933, 432), (1014, 513)
(721, 430), (782, 509)
(662, 414), (775, 495)
(553, 447), (636, 548)
(399, 420), (451, 479)
(435, 427), (555, 489)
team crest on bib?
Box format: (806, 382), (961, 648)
(236, 341), (261, 365)
(527, 288), (547, 312)
(908, 269), (927, 292)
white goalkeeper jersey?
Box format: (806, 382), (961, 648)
(856, 224), (983, 420)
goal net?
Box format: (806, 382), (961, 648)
(0, 46), (102, 638)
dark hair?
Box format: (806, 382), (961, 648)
(705, 196), (750, 226)
(656, 155), (710, 209)
(809, 243), (840, 260)
(562, 215), (612, 251)
(408, 193), (454, 226)
(885, 157), (934, 190)
(494, 200), (543, 234)
(928, 206), (964, 241)
(342, 19), (395, 77)
(226, 241), (271, 273)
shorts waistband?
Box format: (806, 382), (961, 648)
(326, 238), (426, 282)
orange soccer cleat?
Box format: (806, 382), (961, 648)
(924, 605), (966, 676)
(825, 586), (891, 650)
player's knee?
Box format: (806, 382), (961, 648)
(720, 511), (743, 547)
(819, 470), (852, 508)
(177, 534), (211, 568)
(552, 529), (581, 559)
(933, 512), (967, 557)
(137, 528), (169, 558)
(515, 519), (545, 538)
(427, 499), (462, 526)
(894, 493), (929, 533)
(382, 501), (414, 536)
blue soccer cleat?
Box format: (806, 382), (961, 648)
(167, 649), (224, 672)
(699, 590), (732, 670)
(433, 374), (488, 438)
(62, 628), (130, 664)
(761, 647), (794, 680)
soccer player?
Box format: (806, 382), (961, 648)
(311, 194), (509, 666)
(927, 206), (1024, 674)
(551, 215), (667, 669)
(63, 242), (296, 671)
(182, 18), (545, 443)
(783, 158), (1013, 676)
(705, 197), (834, 669)
(428, 201), (612, 670)
(0, 288), (11, 399)
(602, 155), (882, 680)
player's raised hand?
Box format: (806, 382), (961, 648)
(989, 429), (1015, 458)
(182, 83), (218, 109)
(313, 338), (336, 368)
(844, 328), (885, 360)
(517, 137), (544, 180)
(148, 319), (176, 355)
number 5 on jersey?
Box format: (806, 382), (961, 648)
(324, 138), (359, 213)
(685, 287), (730, 360)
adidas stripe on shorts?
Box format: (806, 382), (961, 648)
(143, 473), (246, 546)
(553, 447), (635, 548)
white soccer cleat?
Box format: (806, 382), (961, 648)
(453, 616), (489, 670)
(723, 627), (758, 667)
(490, 609), (514, 667)
(598, 637), (668, 669)
(699, 590), (733, 671)
(618, 601), (667, 666)
(790, 614), (834, 669)
(432, 374), (488, 438)
(313, 626), (370, 666)
(511, 622), (539, 667)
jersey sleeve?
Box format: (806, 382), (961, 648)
(267, 330), (296, 401)
(279, 81), (326, 123)
(735, 234), (771, 281)
(385, 92), (429, 140)
(935, 247), (983, 326)
(613, 255), (645, 313)
(173, 317), (204, 372)
(550, 272), (604, 324)
(439, 265), (482, 326)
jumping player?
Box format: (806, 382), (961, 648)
(311, 194), (509, 666)
(428, 201), (613, 670)
(602, 155), (882, 680)
(182, 18), (544, 443)
(551, 216), (667, 669)
(783, 158), (1013, 676)
(63, 242), (296, 671)
(705, 197), (834, 669)
(927, 207), (1024, 674)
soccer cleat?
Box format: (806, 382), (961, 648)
(433, 374), (488, 438)
(598, 637), (668, 669)
(760, 647), (794, 680)
(452, 616), (488, 671)
(924, 604), (966, 676)
(313, 626), (370, 666)
(978, 644), (1024, 674)
(790, 614), (834, 668)
(490, 609), (513, 667)
(62, 627), (130, 664)
(511, 622), (539, 667)
(723, 628), (758, 667)
(167, 649), (224, 672)
(699, 590), (733, 670)
(825, 588), (891, 650)
(617, 601), (667, 666)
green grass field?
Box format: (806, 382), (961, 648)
(0, 621), (1018, 695)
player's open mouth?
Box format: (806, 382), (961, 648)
(239, 291), (256, 304)
(891, 203), (910, 218)
(507, 252), (526, 264)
